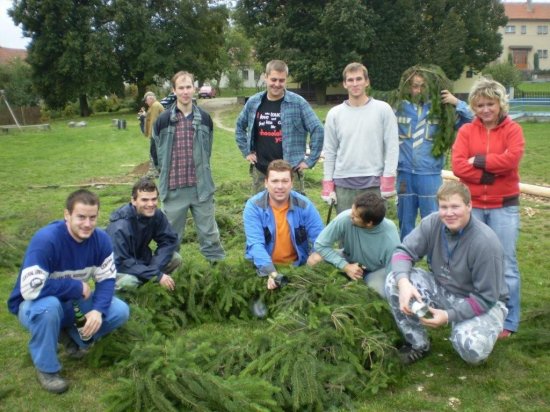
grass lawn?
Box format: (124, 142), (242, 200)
(0, 105), (549, 411)
(517, 81), (550, 93)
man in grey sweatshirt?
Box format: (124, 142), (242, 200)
(385, 180), (508, 365)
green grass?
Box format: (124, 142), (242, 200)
(517, 81), (550, 93)
(0, 105), (549, 411)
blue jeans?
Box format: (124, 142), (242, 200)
(397, 172), (442, 240)
(18, 295), (129, 373)
(472, 207), (521, 332)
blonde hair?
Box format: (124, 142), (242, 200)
(342, 62), (369, 81)
(468, 77), (509, 115)
(265, 60), (288, 76)
(437, 180), (471, 205)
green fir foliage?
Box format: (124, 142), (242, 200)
(386, 64), (457, 157)
(93, 261), (401, 411)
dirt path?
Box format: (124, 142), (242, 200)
(197, 97), (239, 133)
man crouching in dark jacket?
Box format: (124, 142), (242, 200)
(106, 178), (182, 291)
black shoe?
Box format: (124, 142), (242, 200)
(398, 344), (430, 365)
(59, 329), (89, 360)
(36, 370), (69, 394)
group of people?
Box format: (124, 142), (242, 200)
(7, 60), (524, 394)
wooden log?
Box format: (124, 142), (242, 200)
(442, 170), (550, 198)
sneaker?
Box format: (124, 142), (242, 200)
(36, 370), (69, 394)
(398, 344), (430, 365)
(59, 329), (89, 359)
(498, 329), (513, 340)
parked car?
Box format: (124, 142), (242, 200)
(198, 84), (216, 98)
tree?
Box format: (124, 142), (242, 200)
(0, 58), (39, 107)
(9, 0), (122, 117)
(235, 0), (374, 103)
(112, 0), (228, 103)
(213, 25), (254, 94)
(236, 0), (508, 93)
(362, 0), (421, 90)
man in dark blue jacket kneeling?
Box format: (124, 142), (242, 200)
(107, 178), (182, 291)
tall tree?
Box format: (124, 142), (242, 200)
(112, 0), (228, 101)
(236, 0), (507, 93)
(236, 0), (374, 103)
(363, 0), (421, 90)
(0, 58), (38, 107)
(9, 0), (121, 116)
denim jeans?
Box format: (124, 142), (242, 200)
(472, 206), (521, 332)
(18, 295), (129, 373)
(163, 186), (225, 261)
(397, 172), (442, 240)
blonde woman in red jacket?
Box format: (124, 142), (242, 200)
(451, 78), (525, 340)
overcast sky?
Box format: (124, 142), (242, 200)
(2, 0), (550, 50)
(0, 0), (29, 49)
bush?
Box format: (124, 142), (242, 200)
(92, 97), (109, 113)
(482, 62), (522, 89)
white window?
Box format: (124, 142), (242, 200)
(521, 25), (527, 34)
(505, 25), (516, 34)
(539, 50), (549, 59)
(537, 25), (548, 35)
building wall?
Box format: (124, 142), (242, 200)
(500, 3), (550, 71)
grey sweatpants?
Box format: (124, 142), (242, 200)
(385, 268), (507, 364)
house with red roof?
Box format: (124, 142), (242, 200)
(501, 1), (550, 70)
(0, 46), (27, 65)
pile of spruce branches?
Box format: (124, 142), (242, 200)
(90, 260), (402, 411)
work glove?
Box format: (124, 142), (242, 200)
(380, 176), (396, 199)
(321, 180), (337, 205)
(269, 272), (289, 288)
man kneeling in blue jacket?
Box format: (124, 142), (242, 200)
(107, 178), (182, 291)
(243, 160), (324, 289)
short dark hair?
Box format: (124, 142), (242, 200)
(65, 189), (100, 213)
(353, 192), (386, 225)
(132, 178), (158, 199)
(265, 159), (293, 180)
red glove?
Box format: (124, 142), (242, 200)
(380, 176), (396, 199)
(321, 180), (337, 205)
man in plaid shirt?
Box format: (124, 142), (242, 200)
(152, 71), (224, 262)
(235, 60), (324, 194)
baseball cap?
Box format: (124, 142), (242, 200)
(143, 91), (155, 101)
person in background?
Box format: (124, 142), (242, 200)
(106, 178), (182, 291)
(7, 190), (129, 393)
(243, 159), (324, 289)
(393, 66), (473, 240)
(322, 62), (398, 214)
(142, 91), (165, 177)
(235, 59), (324, 194)
(451, 77), (524, 340)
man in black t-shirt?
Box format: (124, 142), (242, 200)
(235, 60), (324, 193)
